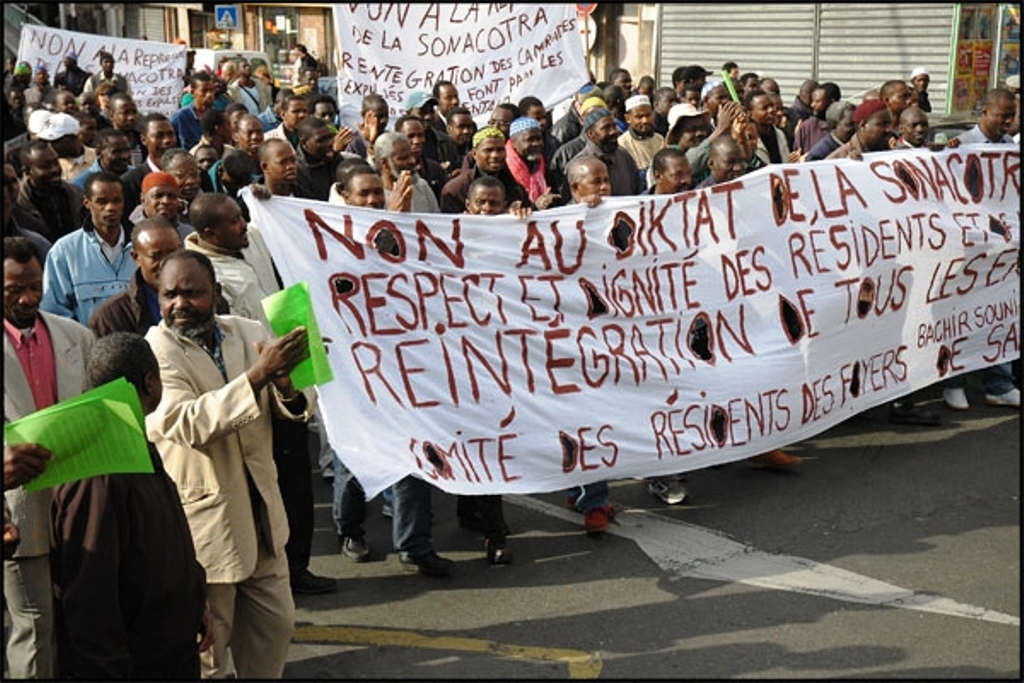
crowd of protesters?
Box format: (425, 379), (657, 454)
(3, 44), (1020, 678)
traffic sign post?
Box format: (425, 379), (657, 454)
(577, 4), (596, 72)
(214, 5), (239, 31)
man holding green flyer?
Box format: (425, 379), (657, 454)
(50, 332), (212, 678)
(145, 249), (316, 678)
(3, 236), (94, 679)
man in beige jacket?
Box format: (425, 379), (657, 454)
(145, 249), (316, 678)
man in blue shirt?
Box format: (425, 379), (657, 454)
(41, 172), (135, 325)
(171, 72), (217, 150)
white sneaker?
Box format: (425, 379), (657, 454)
(943, 387), (969, 410)
(985, 388), (1021, 408)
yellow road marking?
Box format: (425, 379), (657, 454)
(293, 624), (603, 678)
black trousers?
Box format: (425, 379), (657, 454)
(271, 416), (315, 573)
(456, 495), (508, 543)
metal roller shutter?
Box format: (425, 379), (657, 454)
(139, 5), (166, 42)
(817, 3), (956, 113)
(123, 5), (166, 41)
(657, 4), (817, 100)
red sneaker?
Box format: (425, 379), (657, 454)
(583, 504), (615, 534)
(746, 449), (803, 469)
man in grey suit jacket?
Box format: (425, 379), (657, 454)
(3, 236), (94, 678)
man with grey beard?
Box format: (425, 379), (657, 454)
(145, 249), (316, 678)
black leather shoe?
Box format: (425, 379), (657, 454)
(290, 569), (338, 595)
(485, 539), (513, 565)
(889, 402), (941, 426)
(399, 551), (454, 577)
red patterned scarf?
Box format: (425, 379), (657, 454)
(504, 140), (548, 203)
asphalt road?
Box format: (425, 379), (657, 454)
(286, 378), (1019, 679)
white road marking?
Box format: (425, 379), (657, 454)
(507, 495), (1020, 627)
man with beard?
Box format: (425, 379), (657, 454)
(617, 94), (664, 183)
(72, 128), (133, 190)
(375, 131), (439, 213)
(440, 127), (528, 214)
(504, 116), (561, 210)
(88, 216), (181, 337)
(14, 139), (85, 242)
(121, 113), (179, 217)
(4, 236), (95, 679)
(145, 249), (315, 677)
(569, 107), (644, 196)
(40, 171), (135, 325)
(794, 82), (841, 159)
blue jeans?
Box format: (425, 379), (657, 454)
(391, 475), (435, 559)
(947, 362), (1016, 396)
(330, 450), (366, 539)
(566, 481), (609, 513)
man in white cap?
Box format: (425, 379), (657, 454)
(618, 94), (664, 179)
(910, 67), (931, 113)
(36, 111), (96, 183)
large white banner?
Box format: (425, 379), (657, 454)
(17, 26), (186, 117)
(330, 3), (589, 125)
(244, 146), (1020, 498)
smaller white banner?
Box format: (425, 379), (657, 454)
(17, 25), (187, 117)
